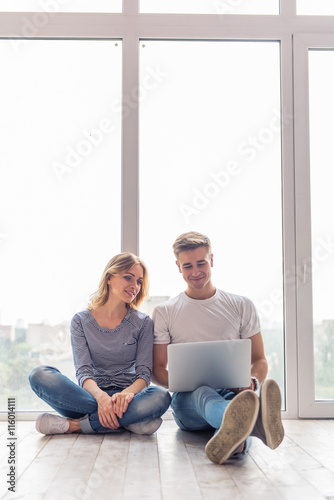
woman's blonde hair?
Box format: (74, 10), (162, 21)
(88, 253), (149, 310)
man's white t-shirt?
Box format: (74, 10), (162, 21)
(153, 289), (261, 344)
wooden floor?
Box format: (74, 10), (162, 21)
(1, 414), (334, 500)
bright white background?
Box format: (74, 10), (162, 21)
(139, 40), (283, 330)
(0, 0), (122, 12)
(309, 50), (334, 325)
(0, 40), (122, 325)
(140, 0), (279, 14)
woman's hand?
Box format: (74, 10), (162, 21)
(111, 392), (135, 419)
(96, 392), (120, 429)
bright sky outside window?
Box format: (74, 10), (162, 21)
(308, 49), (334, 400)
(0, 39), (122, 410)
(297, 0), (334, 15)
(0, 0), (122, 12)
(139, 40), (284, 404)
(140, 0), (279, 15)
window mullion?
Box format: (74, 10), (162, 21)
(123, 0), (139, 15)
(280, 0), (296, 17)
(121, 32), (140, 255)
(280, 35), (298, 418)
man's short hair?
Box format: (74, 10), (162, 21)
(172, 231), (212, 259)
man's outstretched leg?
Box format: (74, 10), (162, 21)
(250, 379), (284, 449)
(205, 390), (259, 464)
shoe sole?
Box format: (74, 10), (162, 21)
(261, 379), (284, 449)
(205, 390), (259, 465)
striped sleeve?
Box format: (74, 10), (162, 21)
(134, 315), (154, 386)
(70, 314), (94, 387)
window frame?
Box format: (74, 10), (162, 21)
(294, 32), (334, 417)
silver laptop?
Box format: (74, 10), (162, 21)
(167, 339), (251, 392)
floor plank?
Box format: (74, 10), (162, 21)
(182, 430), (248, 500)
(2, 433), (79, 499)
(157, 421), (203, 500)
(0, 418), (333, 500)
(249, 426), (334, 500)
(44, 433), (105, 500)
(123, 433), (162, 500)
(81, 431), (131, 500)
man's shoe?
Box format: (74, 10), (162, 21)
(229, 436), (252, 459)
(251, 379), (284, 449)
(124, 417), (162, 435)
(36, 413), (70, 435)
(205, 390), (259, 465)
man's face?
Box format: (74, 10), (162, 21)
(176, 246), (213, 292)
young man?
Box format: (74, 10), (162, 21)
(152, 231), (284, 464)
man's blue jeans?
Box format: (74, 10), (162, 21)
(171, 385), (251, 457)
(29, 365), (171, 433)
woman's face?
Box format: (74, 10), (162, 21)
(107, 264), (144, 304)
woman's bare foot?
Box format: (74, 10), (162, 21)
(66, 419), (82, 433)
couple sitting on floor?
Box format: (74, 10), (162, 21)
(29, 231), (284, 465)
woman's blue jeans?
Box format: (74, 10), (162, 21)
(29, 365), (171, 434)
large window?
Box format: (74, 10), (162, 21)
(139, 40), (285, 401)
(308, 50), (334, 401)
(0, 1), (122, 12)
(0, 39), (122, 411)
(294, 34), (334, 417)
(140, 0), (279, 15)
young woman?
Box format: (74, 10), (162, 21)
(29, 253), (171, 435)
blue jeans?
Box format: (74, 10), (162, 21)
(29, 365), (171, 433)
(171, 386), (251, 457)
